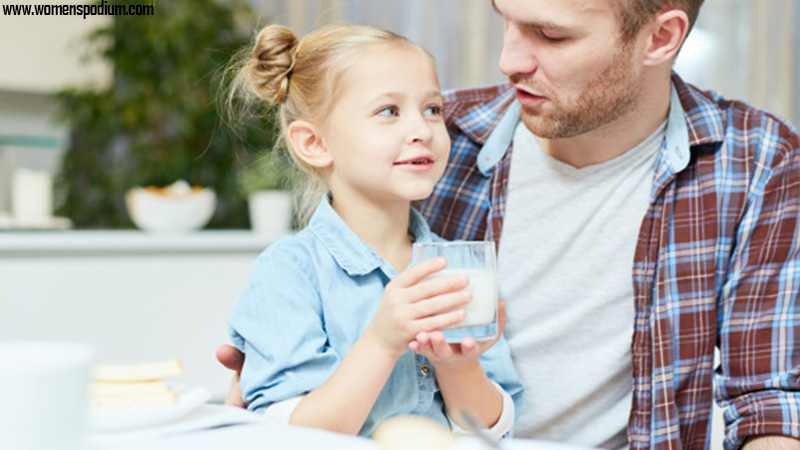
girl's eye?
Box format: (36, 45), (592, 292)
(377, 106), (399, 117)
(425, 104), (443, 116)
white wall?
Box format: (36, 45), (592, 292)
(0, 0), (111, 92)
(0, 0), (110, 214)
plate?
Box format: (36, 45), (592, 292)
(90, 385), (212, 432)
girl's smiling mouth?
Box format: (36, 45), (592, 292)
(394, 156), (435, 171)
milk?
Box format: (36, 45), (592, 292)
(433, 268), (498, 329)
(413, 240), (498, 342)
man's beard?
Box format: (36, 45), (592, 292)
(515, 45), (641, 139)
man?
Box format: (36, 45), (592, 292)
(219, 0), (800, 448)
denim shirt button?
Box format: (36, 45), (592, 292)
(420, 365), (431, 376)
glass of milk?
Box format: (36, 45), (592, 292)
(412, 240), (498, 343)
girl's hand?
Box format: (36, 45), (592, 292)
(408, 299), (507, 371)
(363, 257), (472, 358)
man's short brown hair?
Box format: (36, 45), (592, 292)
(614, 0), (705, 42)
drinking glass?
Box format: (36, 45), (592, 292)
(412, 241), (498, 343)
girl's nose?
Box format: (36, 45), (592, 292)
(408, 114), (434, 144)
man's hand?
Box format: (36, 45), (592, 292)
(215, 344), (247, 408)
(743, 436), (800, 450)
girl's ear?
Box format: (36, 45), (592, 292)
(287, 120), (333, 169)
(642, 10), (689, 67)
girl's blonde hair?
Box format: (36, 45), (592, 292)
(226, 24), (420, 226)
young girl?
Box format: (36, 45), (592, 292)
(226, 24), (522, 439)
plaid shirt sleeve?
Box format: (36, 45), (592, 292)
(712, 99), (800, 448)
(629, 78), (800, 450)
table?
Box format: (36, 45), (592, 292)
(89, 404), (597, 450)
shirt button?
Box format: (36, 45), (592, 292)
(420, 365), (431, 376)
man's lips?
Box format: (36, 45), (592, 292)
(514, 87), (546, 105)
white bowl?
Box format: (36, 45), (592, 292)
(125, 184), (216, 233)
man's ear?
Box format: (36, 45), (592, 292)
(287, 120), (333, 169)
(642, 10), (690, 67)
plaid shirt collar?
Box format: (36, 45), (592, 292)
(449, 74), (727, 175)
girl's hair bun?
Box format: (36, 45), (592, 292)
(249, 25), (298, 104)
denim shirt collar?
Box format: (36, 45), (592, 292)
(308, 196), (437, 278)
(477, 100), (521, 174)
(663, 82), (691, 173)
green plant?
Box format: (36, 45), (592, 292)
(56, 0), (280, 228)
(237, 149), (294, 196)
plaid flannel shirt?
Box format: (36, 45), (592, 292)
(419, 74), (800, 450)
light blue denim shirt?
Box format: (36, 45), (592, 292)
(228, 197), (523, 437)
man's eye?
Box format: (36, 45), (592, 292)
(540, 31), (565, 42)
(377, 106), (399, 117)
(425, 105), (443, 116)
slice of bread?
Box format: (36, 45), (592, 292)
(90, 392), (177, 410)
(90, 358), (183, 410)
(91, 380), (168, 396)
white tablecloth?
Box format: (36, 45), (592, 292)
(89, 404), (596, 450)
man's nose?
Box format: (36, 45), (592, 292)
(499, 23), (538, 77)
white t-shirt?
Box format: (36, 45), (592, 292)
(498, 120), (665, 449)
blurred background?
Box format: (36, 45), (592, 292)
(0, 0), (797, 230)
(0, 0), (797, 440)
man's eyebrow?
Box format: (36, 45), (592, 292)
(520, 20), (569, 32)
(490, 1), (569, 32)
